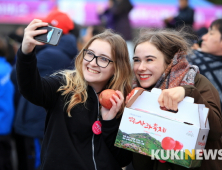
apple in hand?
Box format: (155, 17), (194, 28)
(99, 89), (118, 109)
(161, 137), (176, 150)
(174, 141), (183, 151)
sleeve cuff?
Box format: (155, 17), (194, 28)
(100, 117), (119, 128)
(181, 85), (195, 97)
(17, 46), (36, 62)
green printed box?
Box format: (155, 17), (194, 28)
(115, 88), (209, 168)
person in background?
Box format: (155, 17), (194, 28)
(191, 27), (208, 50)
(7, 26), (24, 66)
(98, 0), (134, 62)
(190, 19), (222, 111)
(98, 0), (116, 30)
(0, 35), (15, 170)
(69, 22), (81, 40)
(127, 28), (222, 170)
(10, 10), (78, 170)
(164, 0), (194, 29)
(81, 25), (105, 48)
(15, 18), (133, 170)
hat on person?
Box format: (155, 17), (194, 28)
(43, 10), (74, 34)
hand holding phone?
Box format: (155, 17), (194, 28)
(22, 19), (48, 55)
(22, 19), (64, 55)
(34, 26), (63, 46)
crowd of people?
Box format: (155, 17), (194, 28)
(0, 0), (222, 170)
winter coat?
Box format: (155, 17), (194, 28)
(190, 50), (222, 110)
(11, 34), (78, 138)
(99, 0), (133, 41)
(174, 6), (194, 28)
(15, 47), (132, 170)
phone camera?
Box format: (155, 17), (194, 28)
(58, 32), (60, 34)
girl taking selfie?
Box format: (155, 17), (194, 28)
(16, 19), (132, 170)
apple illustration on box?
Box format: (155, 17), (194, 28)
(161, 137), (176, 150)
(174, 141), (184, 151)
(161, 137), (183, 150)
(159, 137), (183, 163)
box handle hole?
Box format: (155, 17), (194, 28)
(183, 122), (193, 125)
(202, 135), (205, 140)
(160, 106), (178, 113)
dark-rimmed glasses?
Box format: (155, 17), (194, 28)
(83, 49), (113, 68)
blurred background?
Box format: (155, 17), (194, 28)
(0, 1), (222, 170)
(1, 0), (221, 59)
(0, 0), (222, 35)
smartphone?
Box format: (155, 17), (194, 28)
(34, 26), (63, 46)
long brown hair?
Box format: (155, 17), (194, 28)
(57, 29), (132, 118)
(134, 28), (195, 65)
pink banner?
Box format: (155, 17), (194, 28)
(0, 1), (57, 24)
(1, 1), (222, 30)
(83, 3), (222, 29)
(84, 3), (101, 26)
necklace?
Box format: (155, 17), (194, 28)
(92, 89), (102, 135)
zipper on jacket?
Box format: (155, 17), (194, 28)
(92, 89), (100, 170)
(92, 134), (97, 170)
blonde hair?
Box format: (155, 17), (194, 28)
(58, 29), (132, 118)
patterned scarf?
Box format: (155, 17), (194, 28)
(133, 52), (199, 89)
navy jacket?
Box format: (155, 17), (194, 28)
(99, 0), (133, 41)
(174, 6), (194, 28)
(11, 34), (78, 138)
(166, 6), (194, 29)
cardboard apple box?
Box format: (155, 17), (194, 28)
(114, 88), (209, 168)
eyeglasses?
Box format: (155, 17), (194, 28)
(83, 49), (113, 68)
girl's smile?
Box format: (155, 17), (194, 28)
(138, 74), (152, 80)
(87, 67), (100, 74)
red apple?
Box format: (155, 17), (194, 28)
(161, 137), (176, 150)
(173, 141), (183, 151)
(99, 89), (118, 109)
(128, 87), (143, 99)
